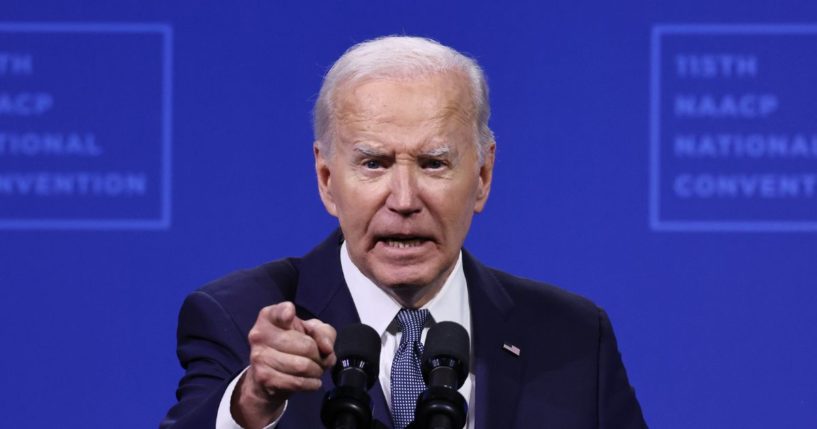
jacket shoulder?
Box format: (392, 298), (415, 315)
(194, 257), (302, 334)
(481, 266), (606, 349)
(487, 267), (600, 320)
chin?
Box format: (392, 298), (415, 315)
(378, 279), (438, 308)
(373, 272), (431, 290)
(370, 264), (441, 290)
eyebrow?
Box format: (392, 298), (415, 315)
(421, 146), (452, 158)
(352, 143), (388, 157)
(351, 143), (453, 158)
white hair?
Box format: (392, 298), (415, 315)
(313, 35), (494, 163)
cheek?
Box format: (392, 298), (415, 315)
(424, 181), (478, 227)
(334, 177), (386, 223)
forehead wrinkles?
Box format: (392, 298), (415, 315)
(332, 74), (478, 136)
(433, 103), (476, 129)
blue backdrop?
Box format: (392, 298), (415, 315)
(1, 1), (816, 427)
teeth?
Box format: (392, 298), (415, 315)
(384, 239), (424, 249)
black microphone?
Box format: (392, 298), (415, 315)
(321, 323), (381, 429)
(413, 321), (470, 429)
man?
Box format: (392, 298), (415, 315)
(162, 36), (646, 429)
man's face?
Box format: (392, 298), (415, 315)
(315, 72), (495, 307)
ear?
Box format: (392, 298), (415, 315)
(474, 142), (495, 213)
(314, 142), (338, 217)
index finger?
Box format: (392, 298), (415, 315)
(265, 302), (305, 333)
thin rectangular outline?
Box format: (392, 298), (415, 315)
(0, 22), (173, 230)
(649, 23), (817, 232)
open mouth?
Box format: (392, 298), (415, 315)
(378, 235), (431, 249)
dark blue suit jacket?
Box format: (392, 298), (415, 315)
(162, 230), (646, 428)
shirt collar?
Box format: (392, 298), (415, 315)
(340, 241), (470, 338)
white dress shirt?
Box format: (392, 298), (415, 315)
(216, 242), (476, 428)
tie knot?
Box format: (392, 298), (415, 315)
(396, 308), (430, 343)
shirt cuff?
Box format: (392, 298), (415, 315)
(216, 366), (288, 429)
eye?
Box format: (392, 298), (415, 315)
(363, 159), (383, 169)
(422, 159), (446, 170)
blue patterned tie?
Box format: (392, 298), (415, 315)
(391, 308), (431, 429)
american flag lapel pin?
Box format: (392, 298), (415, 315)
(502, 343), (521, 356)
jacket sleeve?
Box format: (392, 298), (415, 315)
(597, 308), (648, 428)
(161, 290), (249, 428)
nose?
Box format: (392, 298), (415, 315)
(386, 164), (422, 216)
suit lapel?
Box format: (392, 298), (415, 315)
(294, 229), (358, 325)
(291, 232), (523, 429)
(293, 229), (394, 428)
(463, 250), (525, 429)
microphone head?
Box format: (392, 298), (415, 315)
(332, 323), (381, 389)
(422, 321), (470, 387)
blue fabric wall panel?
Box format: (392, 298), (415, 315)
(1, 1), (815, 427)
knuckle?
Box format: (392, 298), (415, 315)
(306, 340), (321, 357)
(252, 368), (270, 386)
(258, 369), (287, 392)
(248, 328), (263, 344)
(325, 324), (337, 339)
(292, 358), (310, 374)
(281, 332), (309, 353)
(263, 371), (281, 388)
(291, 376), (307, 390)
(250, 350), (264, 366)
